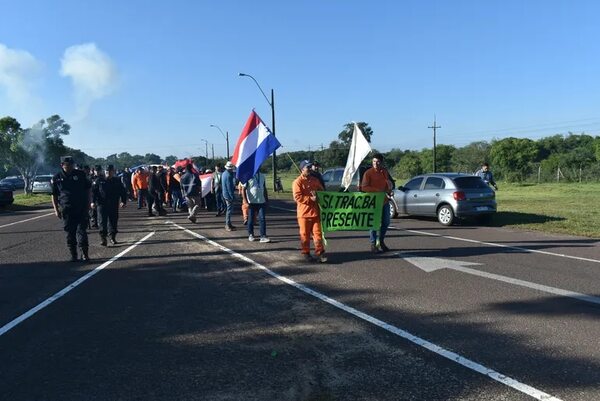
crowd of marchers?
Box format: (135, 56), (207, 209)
(50, 153), (403, 264)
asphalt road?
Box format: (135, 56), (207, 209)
(1, 200), (599, 401)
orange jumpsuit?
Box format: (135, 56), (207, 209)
(132, 171), (149, 198)
(292, 173), (324, 256)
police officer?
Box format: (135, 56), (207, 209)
(52, 156), (92, 262)
(91, 164), (127, 246)
(89, 165), (103, 228)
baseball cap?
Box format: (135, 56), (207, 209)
(299, 160), (312, 170)
(60, 156), (74, 164)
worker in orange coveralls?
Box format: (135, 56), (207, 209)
(292, 160), (327, 263)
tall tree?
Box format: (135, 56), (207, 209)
(0, 116), (22, 163)
(392, 152), (422, 180)
(451, 141), (491, 173)
(490, 137), (539, 182)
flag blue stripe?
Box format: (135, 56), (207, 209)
(236, 133), (281, 184)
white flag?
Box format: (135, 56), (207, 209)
(200, 173), (213, 198)
(341, 123), (372, 191)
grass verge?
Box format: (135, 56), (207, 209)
(7, 193), (53, 211)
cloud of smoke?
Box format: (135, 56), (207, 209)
(0, 43), (42, 105)
(60, 43), (118, 121)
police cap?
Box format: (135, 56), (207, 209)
(106, 164), (115, 171)
(60, 156), (74, 164)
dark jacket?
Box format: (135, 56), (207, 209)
(92, 176), (127, 207)
(52, 169), (91, 211)
(180, 171), (201, 197)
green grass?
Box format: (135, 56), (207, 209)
(269, 172), (599, 238)
(8, 193), (53, 210)
(493, 182), (600, 238)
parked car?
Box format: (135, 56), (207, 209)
(390, 173), (496, 225)
(0, 183), (14, 207)
(31, 175), (54, 194)
(0, 176), (25, 191)
(321, 166), (368, 192)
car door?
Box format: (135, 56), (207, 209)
(396, 177), (423, 215)
(417, 176), (445, 215)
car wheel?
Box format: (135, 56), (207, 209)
(437, 204), (455, 226)
(389, 200), (398, 219)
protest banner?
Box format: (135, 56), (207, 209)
(318, 191), (385, 233)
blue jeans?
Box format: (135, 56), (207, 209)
(137, 189), (149, 209)
(171, 189), (182, 211)
(225, 199), (234, 227)
(215, 188), (224, 212)
(370, 202), (391, 244)
(248, 203), (266, 237)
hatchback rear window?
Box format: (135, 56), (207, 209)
(34, 176), (52, 182)
(453, 176), (489, 189)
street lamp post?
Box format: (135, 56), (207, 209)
(210, 124), (230, 160)
(238, 72), (277, 192)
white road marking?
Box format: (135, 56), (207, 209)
(0, 231), (155, 337)
(399, 253), (600, 305)
(169, 222), (563, 401)
(0, 212), (54, 229)
(270, 205), (296, 212)
(390, 226), (600, 264)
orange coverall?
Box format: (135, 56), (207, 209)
(292, 174), (324, 256)
(132, 171), (149, 198)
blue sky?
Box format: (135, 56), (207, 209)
(1, 0), (600, 159)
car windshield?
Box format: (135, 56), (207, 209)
(453, 176), (489, 189)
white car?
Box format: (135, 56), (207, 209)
(31, 175), (54, 194)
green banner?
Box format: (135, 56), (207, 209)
(318, 191), (385, 233)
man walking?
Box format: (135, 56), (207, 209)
(51, 156), (92, 262)
(148, 166), (166, 216)
(361, 153), (393, 253)
(242, 171), (270, 243)
(475, 162), (498, 190)
(212, 163), (225, 216)
(132, 167), (149, 212)
(221, 161), (236, 231)
(292, 160), (326, 263)
(180, 164), (202, 223)
(91, 165), (127, 246)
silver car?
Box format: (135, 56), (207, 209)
(390, 173), (496, 225)
(31, 175), (54, 194)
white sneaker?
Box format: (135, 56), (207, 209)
(248, 234), (256, 241)
(259, 236), (271, 243)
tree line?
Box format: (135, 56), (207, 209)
(3, 115), (600, 192)
(271, 123), (600, 183)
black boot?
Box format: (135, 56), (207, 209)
(100, 235), (107, 246)
(110, 235), (117, 245)
(69, 246), (78, 262)
(81, 247), (90, 262)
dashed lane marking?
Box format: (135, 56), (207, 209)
(0, 212), (54, 229)
(0, 232), (155, 337)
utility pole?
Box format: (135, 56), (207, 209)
(428, 115), (441, 173)
(211, 144), (214, 161)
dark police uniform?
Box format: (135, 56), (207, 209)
(92, 172), (127, 245)
(89, 166), (102, 228)
(52, 166), (91, 260)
